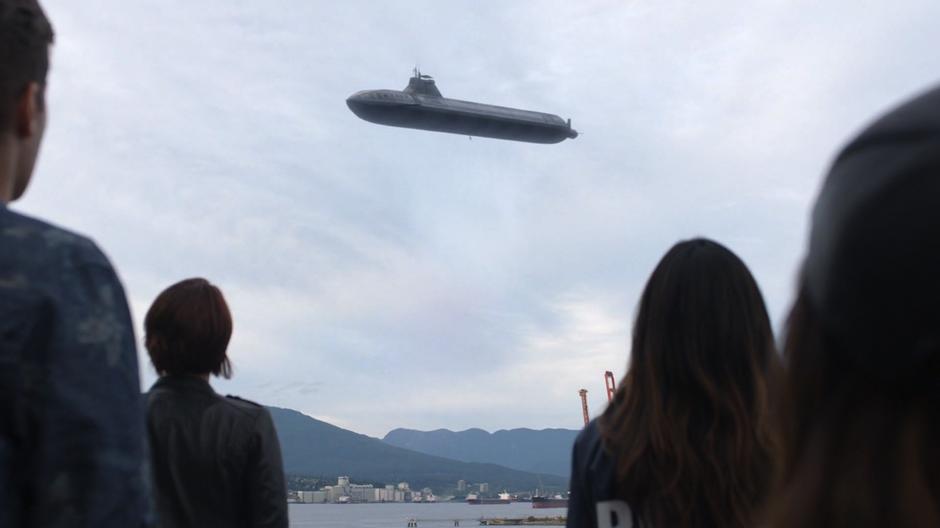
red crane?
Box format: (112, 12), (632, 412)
(605, 371), (617, 402)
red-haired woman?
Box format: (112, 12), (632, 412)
(567, 238), (780, 528)
(145, 278), (288, 528)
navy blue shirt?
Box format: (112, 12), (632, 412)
(0, 204), (151, 527)
(567, 419), (639, 528)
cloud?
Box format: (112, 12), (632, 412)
(23, 0), (940, 436)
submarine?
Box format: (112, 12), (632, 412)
(346, 71), (578, 144)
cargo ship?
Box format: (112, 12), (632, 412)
(532, 495), (568, 509)
(467, 492), (512, 505)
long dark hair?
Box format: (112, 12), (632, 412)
(600, 238), (779, 528)
(768, 287), (940, 527)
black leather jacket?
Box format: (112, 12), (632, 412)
(146, 376), (288, 528)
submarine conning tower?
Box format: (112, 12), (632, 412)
(404, 72), (442, 97)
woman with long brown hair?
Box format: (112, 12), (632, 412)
(567, 238), (779, 528)
(769, 86), (940, 527)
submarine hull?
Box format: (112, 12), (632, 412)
(347, 90), (577, 144)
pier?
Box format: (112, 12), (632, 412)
(405, 516), (565, 526)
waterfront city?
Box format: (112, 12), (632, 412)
(290, 477), (521, 504)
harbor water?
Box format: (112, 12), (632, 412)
(289, 502), (567, 528)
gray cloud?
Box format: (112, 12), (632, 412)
(23, 0), (940, 436)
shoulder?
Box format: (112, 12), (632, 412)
(572, 418), (619, 499)
(1, 207), (114, 274)
(0, 210), (132, 348)
(222, 394), (273, 421)
(574, 418), (604, 459)
(224, 394), (264, 410)
(223, 395), (278, 439)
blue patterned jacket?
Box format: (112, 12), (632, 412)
(0, 203), (152, 527)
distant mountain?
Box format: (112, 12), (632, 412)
(382, 427), (580, 478)
(268, 407), (567, 491)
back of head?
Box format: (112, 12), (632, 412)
(773, 86), (940, 528)
(0, 0), (53, 131)
(601, 238), (778, 528)
(145, 278), (233, 379)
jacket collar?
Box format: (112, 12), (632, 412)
(152, 374), (216, 395)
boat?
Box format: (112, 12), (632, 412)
(347, 70), (578, 144)
(467, 491), (512, 505)
(532, 495), (568, 509)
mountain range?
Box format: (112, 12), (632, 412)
(268, 407), (568, 491)
(383, 427), (580, 478)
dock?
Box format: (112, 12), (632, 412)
(406, 516), (565, 526)
(480, 516), (565, 525)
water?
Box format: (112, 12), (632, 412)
(289, 502), (567, 528)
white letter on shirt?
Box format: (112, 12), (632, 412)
(596, 500), (634, 528)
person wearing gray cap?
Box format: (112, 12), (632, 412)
(769, 85), (940, 527)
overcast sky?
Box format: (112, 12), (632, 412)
(24, 0), (940, 436)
